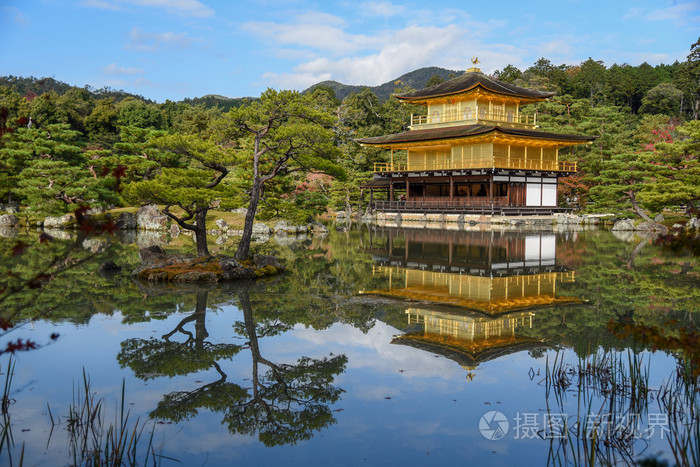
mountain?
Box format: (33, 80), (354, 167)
(304, 66), (463, 102)
(2, 66), (463, 108)
(0, 75), (151, 102)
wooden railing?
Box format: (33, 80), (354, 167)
(374, 198), (507, 213)
(373, 159), (577, 173)
(371, 200), (573, 215)
(411, 109), (536, 127)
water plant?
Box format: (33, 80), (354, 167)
(63, 369), (169, 466)
(540, 348), (698, 466)
(0, 357), (24, 467)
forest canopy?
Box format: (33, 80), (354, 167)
(1, 38), (699, 226)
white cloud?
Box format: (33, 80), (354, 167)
(81, 0), (124, 11)
(126, 27), (192, 52)
(2, 6), (29, 25)
(358, 1), (406, 18)
(291, 321), (462, 381)
(537, 37), (577, 59)
(629, 51), (676, 64)
(83, 0), (214, 18)
(258, 21), (530, 90)
(243, 13), (376, 56)
(241, 6), (541, 91)
(645, 2), (700, 26)
(104, 62), (144, 75)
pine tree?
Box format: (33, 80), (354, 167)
(222, 89), (344, 261)
(1, 124), (95, 209)
(122, 133), (237, 257)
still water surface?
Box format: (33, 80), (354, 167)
(1, 224), (698, 465)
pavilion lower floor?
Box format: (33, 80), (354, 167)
(363, 171), (571, 215)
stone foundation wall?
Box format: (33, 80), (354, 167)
(366, 212), (612, 231)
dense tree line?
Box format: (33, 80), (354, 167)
(0, 39), (698, 248)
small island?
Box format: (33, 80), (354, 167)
(132, 245), (284, 282)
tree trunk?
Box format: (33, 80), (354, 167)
(235, 179), (263, 261)
(627, 239), (646, 270)
(194, 209), (210, 257)
(238, 287), (262, 399)
(194, 290), (209, 351)
(627, 191), (653, 222)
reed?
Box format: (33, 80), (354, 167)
(656, 358), (700, 467)
(0, 357), (24, 467)
(541, 349), (658, 466)
(66, 369), (165, 466)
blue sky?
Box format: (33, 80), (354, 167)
(1, 0), (698, 102)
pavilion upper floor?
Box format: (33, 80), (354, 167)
(358, 125), (595, 174)
(409, 95), (539, 130)
(395, 70), (556, 131)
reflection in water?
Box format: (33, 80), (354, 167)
(393, 308), (544, 371)
(361, 228), (582, 372)
(228, 288), (348, 446)
(362, 229), (581, 313)
(118, 284), (347, 446)
(2, 224), (697, 465)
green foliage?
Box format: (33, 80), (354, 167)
(102, 126), (174, 185)
(57, 88), (94, 133)
(180, 94), (249, 112)
(0, 86), (30, 128)
(424, 74), (445, 88)
(587, 151), (656, 215)
(585, 119), (698, 216)
(116, 97), (163, 130)
(0, 124), (102, 210)
(222, 88), (345, 258)
(494, 64), (523, 83)
(170, 104), (221, 136)
(84, 98), (119, 146)
(122, 132), (237, 256)
(640, 83), (684, 116)
(3, 38), (700, 218)
(643, 120), (700, 212)
(29, 90), (62, 126)
(17, 159), (117, 215)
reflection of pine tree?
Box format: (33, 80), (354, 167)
(225, 288), (347, 446)
(118, 290), (241, 380)
(118, 285), (347, 446)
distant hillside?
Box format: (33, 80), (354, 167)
(1, 67), (464, 108)
(305, 66), (463, 101)
(0, 76), (258, 109)
(0, 75), (151, 102)
(180, 94), (254, 111)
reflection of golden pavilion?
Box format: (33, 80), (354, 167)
(366, 266), (578, 313)
(392, 308), (544, 368)
(362, 229), (583, 371)
(361, 229), (582, 314)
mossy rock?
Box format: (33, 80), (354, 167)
(132, 250), (284, 282)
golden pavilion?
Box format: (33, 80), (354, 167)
(357, 61), (595, 214)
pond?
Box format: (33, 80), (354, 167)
(0, 223), (698, 466)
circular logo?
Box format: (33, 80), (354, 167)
(479, 411), (509, 440)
